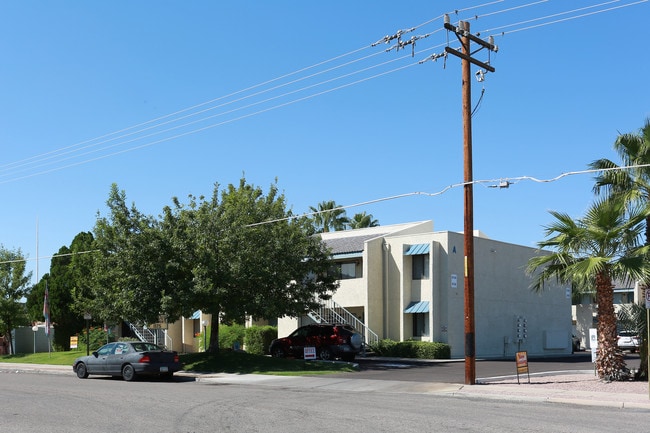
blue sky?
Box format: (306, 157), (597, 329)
(1, 1), (649, 284)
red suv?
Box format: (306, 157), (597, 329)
(269, 324), (362, 362)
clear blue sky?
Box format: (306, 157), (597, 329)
(1, 1), (649, 284)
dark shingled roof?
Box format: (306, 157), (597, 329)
(324, 233), (387, 255)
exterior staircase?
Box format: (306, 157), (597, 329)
(308, 299), (379, 349)
(126, 322), (172, 349)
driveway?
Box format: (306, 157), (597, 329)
(326, 352), (640, 383)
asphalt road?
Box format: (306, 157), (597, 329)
(334, 351), (641, 383)
(2, 367), (647, 433)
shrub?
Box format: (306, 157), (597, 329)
(370, 339), (450, 359)
(77, 327), (115, 352)
(244, 326), (277, 355)
(219, 324), (245, 350)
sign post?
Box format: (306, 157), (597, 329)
(515, 351), (529, 384)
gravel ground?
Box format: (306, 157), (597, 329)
(478, 372), (648, 395)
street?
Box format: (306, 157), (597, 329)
(337, 351), (614, 383)
(1, 363), (647, 433)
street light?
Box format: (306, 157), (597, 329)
(201, 320), (207, 352)
(84, 312), (92, 356)
(32, 325), (38, 354)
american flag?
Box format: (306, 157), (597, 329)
(43, 283), (51, 336)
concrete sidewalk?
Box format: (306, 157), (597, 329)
(1, 362), (648, 410)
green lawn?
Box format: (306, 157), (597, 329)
(0, 350), (359, 375)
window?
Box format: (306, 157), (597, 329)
(412, 254), (429, 279)
(330, 261), (361, 280)
(412, 313), (428, 337)
(340, 262), (357, 279)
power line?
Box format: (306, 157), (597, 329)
(4, 162), (650, 266)
(0, 1), (646, 184)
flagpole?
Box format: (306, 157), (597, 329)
(44, 282), (51, 356)
(36, 218), (39, 282)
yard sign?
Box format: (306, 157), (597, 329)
(515, 351), (530, 384)
(304, 346), (317, 360)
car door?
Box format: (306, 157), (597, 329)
(104, 342), (131, 375)
(287, 326), (309, 357)
(86, 343), (116, 373)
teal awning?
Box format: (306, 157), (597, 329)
(332, 251), (363, 260)
(404, 301), (429, 314)
(189, 310), (201, 320)
(405, 243), (430, 255)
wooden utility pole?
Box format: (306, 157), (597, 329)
(443, 18), (497, 385)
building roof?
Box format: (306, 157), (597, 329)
(325, 234), (387, 255)
(319, 221), (432, 255)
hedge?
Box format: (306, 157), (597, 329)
(370, 339), (450, 359)
(244, 326), (278, 355)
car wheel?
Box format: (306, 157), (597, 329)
(320, 346), (333, 361)
(76, 362), (89, 379)
(122, 364), (136, 382)
(271, 346), (286, 358)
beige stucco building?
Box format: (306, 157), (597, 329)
(278, 220), (572, 359)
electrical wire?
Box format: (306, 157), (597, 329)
(0, 1), (647, 185)
(4, 162), (650, 266)
(484, 0), (647, 36)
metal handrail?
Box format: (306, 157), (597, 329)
(310, 299), (380, 348)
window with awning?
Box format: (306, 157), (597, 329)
(404, 301), (429, 313)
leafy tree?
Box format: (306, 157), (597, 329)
(0, 246), (32, 354)
(590, 118), (650, 378)
(309, 200), (349, 233)
(170, 179), (338, 352)
(91, 184), (177, 325)
(27, 232), (95, 350)
(527, 196), (650, 380)
(90, 180), (338, 354)
(348, 212), (379, 229)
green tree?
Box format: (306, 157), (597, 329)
(590, 118), (650, 378)
(91, 184), (177, 324)
(0, 246), (32, 354)
(348, 212), (379, 229)
(171, 179), (339, 352)
(27, 232), (95, 350)
(309, 200), (349, 233)
(527, 197), (650, 380)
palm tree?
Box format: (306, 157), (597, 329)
(589, 118), (650, 379)
(590, 119), (650, 243)
(527, 196), (650, 380)
(309, 200), (349, 233)
(348, 212), (379, 229)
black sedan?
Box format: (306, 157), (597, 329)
(72, 341), (182, 381)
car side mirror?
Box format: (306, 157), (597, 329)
(92, 352), (99, 357)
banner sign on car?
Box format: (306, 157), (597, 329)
(304, 346), (317, 360)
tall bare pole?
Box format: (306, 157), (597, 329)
(443, 18), (497, 385)
(460, 21), (476, 386)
